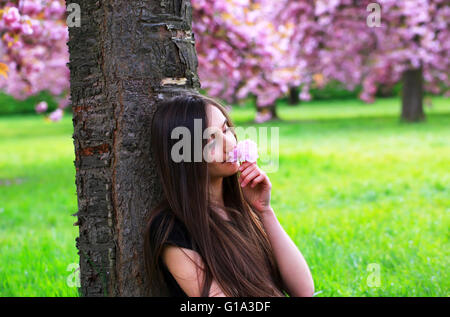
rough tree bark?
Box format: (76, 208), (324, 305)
(67, 0), (200, 296)
(401, 67), (424, 122)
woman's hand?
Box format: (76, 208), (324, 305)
(238, 161), (272, 214)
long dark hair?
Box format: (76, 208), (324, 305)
(143, 91), (285, 297)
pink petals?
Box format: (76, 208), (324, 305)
(228, 139), (258, 163)
(35, 101), (48, 113)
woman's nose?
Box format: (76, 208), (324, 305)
(223, 132), (237, 154)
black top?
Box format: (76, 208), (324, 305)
(149, 211), (194, 297)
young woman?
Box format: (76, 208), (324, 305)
(143, 92), (314, 297)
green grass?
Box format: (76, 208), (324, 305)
(0, 91), (68, 116)
(0, 96), (449, 296)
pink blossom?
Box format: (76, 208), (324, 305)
(3, 7), (21, 25)
(299, 85), (311, 101)
(21, 22), (33, 35)
(45, 1), (66, 19)
(20, 0), (43, 15)
(228, 139), (258, 163)
(255, 111), (273, 123)
(35, 101), (48, 113)
(48, 108), (63, 122)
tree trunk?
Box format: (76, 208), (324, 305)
(378, 84), (394, 97)
(67, 0), (200, 296)
(401, 67), (424, 122)
(255, 104), (278, 123)
(288, 86), (300, 105)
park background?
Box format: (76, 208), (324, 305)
(0, 1), (448, 296)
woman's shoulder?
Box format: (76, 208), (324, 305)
(149, 209), (193, 250)
(149, 209), (173, 228)
(150, 209), (186, 233)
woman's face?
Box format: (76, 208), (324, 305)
(205, 104), (239, 177)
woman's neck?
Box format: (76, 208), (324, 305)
(209, 176), (232, 221)
(209, 176), (224, 207)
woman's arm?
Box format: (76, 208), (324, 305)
(259, 207), (315, 297)
(162, 245), (227, 297)
(238, 161), (315, 296)
(238, 161), (315, 297)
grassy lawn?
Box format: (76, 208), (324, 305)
(0, 96), (449, 296)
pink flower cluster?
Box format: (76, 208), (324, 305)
(0, 0), (448, 125)
(0, 0), (70, 119)
(277, 0), (449, 103)
(192, 0), (294, 110)
(194, 0), (448, 114)
(227, 139), (259, 163)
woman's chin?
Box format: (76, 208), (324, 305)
(208, 161), (240, 177)
(221, 161), (240, 174)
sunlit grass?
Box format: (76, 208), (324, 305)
(0, 96), (448, 296)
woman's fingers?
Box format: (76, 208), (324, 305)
(239, 162), (257, 179)
(238, 161), (252, 172)
(240, 168), (260, 187)
(238, 163), (257, 185)
(250, 173), (266, 188)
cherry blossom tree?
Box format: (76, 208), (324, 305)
(0, 0), (70, 121)
(1, 0), (296, 122)
(192, 0), (296, 122)
(277, 0), (449, 121)
(1, 0), (448, 123)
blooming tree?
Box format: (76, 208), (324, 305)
(192, 0), (297, 122)
(277, 0), (449, 120)
(1, 0), (297, 122)
(1, 0), (448, 122)
(0, 0), (69, 121)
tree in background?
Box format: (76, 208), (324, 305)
(0, 0), (296, 122)
(1, 0), (449, 123)
(0, 0), (69, 120)
(192, 0), (296, 122)
(278, 0), (449, 121)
